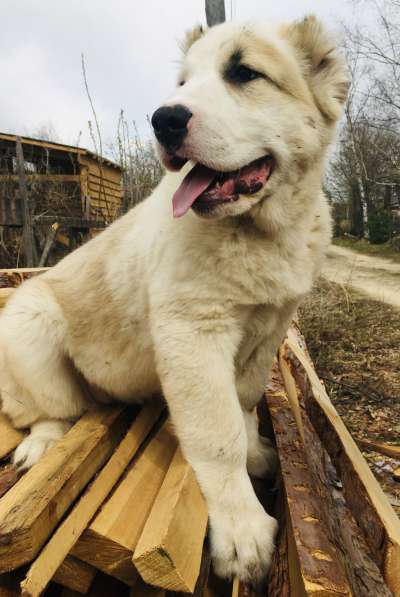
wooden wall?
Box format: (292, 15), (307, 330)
(79, 156), (122, 224)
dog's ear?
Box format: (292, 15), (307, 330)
(180, 25), (205, 55)
(285, 15), (349, 120)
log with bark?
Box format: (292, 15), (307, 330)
(270, 353), (394, 596)
(283, 323), (400, 596)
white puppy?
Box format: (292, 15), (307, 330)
(0, 16), (347, 584)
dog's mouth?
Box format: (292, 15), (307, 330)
(172, 156), (274, 218)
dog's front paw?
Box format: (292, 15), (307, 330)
(209, 501), (278, 585)
(13, 420), (71, 470)
(13, 435), (57, 470)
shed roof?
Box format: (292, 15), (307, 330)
(0, 132), (121, 171)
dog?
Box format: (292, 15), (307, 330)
(0, 16), (347, 584)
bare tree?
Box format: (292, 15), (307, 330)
(328, 0), (400, 242)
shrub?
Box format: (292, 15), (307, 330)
(368, 210), (393, 244)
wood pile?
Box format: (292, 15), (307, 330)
(0, 269), (399, 597)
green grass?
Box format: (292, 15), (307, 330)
(334, 237), (400, 263)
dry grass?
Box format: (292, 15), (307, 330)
(299, 278), (400, 512)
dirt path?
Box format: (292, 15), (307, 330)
(323, 245), (400, 308)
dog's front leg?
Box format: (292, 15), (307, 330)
(152, 316), (277, 585)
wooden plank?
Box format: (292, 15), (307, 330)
(53, 557), (96, 594)
(88, 173), (121, 191)
(88, 183), (121, 199)
(189, 543), (212, 597)
(0, 268), (48, 276)
(0, 175), (81, 183)
(87, 185), (120, 202)
(1, 287), (15, 307)
(0, 465), (19, 499)
(0, 406), (132, 573)
(285, 325), (400, 596)
(72, 420), (176, 586)
(266, 361), (352, 597)
(133, 446), (208, 593)
(78, 154), (121, 175)
(20, 403), (164, 597)
(0, 269), (48, 292)
(132, 542), (210, 597)
(79, 157), (122, 183)
(88, 176), (121, 191)
(278, 345), (304, 442)
(89, 190), (120, 205)
(88, 191), (121, 207)
(59, 572), (129, 597)
(357, 439), (400, 459)
(0, 414), (24, 459)
(0, 133), (82, 154)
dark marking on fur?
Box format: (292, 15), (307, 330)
(306, 116), (317, 129)
(223, 50), (264, 85)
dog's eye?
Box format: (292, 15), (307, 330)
(178, 80), (185, 87)
(227, 64), (263, 85)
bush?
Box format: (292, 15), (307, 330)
(368, 210), (393, 244)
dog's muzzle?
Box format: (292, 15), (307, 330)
(151, 104), (192, 153)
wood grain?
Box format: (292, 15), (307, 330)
(0, 406), (131, 573)
(266, 361), (352, 596)
(0, 288), (14, 308)
(285, 324), (400, 596)
(53, 556), (96, 594)
(72, 420), (176, 586)
(21, 404), (163, 597)
(133, 446), (208, 593)
(0, 414), (25, 460)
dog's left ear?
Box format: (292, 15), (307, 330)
(284, 15), (349, 121)
(180, 25), (205, 55)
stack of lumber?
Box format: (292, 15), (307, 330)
(0, 269), (399, 597)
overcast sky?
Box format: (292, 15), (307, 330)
(1, 0), (359, 152)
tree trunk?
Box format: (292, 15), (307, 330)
(349, 182), (365, 238)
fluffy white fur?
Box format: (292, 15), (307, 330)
(0, 16), (347, 584)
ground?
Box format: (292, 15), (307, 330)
(324, 244), (400, 309)
(335, 237), (400, 264)
(299, 244), (400, 514)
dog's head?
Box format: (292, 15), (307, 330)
(151, 17), (348, 219)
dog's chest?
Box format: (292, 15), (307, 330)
(212, 233), (312, 308)
(236, 303), (288, 362)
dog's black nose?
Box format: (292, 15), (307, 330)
(151, 105), (192, 152)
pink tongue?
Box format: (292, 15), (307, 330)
(173, 163), (217, 218)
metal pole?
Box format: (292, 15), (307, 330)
(205, 0), (226, 26)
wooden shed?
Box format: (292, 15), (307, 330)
(0, 133), (124, 267)
(0, 132), (123, 229)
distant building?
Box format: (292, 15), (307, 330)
(0, 133), (123, 266)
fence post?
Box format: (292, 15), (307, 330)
(205, 0), (226, 26)
(15, 137), (36, 266)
